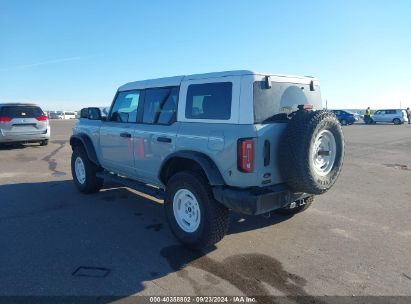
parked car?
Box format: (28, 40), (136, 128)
(330, 110), (358, 125)
(57, 111), (76, 119)
(48, 111), (60, 119)
(0, 103), (50, 146)
(70, 70), (344, 249)
(368, 109), (408, 125)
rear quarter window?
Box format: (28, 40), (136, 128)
(185, 82), (232, 120)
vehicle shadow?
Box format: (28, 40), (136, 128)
(229, 211), (292, 235)
(0, 143), (41, 150)
(0, 180), (311, 300)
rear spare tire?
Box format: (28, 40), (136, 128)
(279, 110), (344, 194)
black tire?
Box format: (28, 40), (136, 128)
(71, 146), (103, 193)
(40, 140), (49, 146)
(278, 196), (314, 215)
(164, 171), (229, 250)
(393, 118), (401, 125)
(279, 110), (344, 195)
(340, 119), (347, 126)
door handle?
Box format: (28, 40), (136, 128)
(157, 136), (172, 143)
(120, 132), (131, 138)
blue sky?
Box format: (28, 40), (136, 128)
(0, 0), (410, 110)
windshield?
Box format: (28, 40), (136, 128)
(253, 81), (323, 123)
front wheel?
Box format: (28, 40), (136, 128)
(340, 119), (347, 126)
(165, 171), (229, 249)
(71, 146), (103, 193)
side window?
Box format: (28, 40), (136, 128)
(185, 82), (232, 120)
(110, 91), (141, 123)
(374, 110), (381, 115)
(142, 87), (178, 125)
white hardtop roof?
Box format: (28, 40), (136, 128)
(118, 70), (316, 91)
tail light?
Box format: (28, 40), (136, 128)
(36, 115), (48, 121)
(0, 117), (12, 123)
(238, 139), (255, 173)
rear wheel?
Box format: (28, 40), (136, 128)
(71, 146), (103, 193)
(165, 171), (229, 249)
(340, 119), (347, 126)
(393, 118), (401, 125)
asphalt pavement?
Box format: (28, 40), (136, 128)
(0, 120), (410, 299)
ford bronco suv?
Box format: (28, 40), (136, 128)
(70, 70), (344, 249)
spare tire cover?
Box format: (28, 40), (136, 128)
(279, 110), (344, 194)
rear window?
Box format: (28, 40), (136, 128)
(253, 81), (323, 123)
(0, 106), (44, 118)
(185, 82), (232, 120)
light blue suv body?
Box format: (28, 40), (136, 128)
(70, 70), (344, 248)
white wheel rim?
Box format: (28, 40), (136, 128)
(312, 130), (337, 176)
(172, 189), (201, 233)
(75, 156), (86, 184)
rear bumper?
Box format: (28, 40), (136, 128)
(0, 129), (50, 143)
(212, 184), (310, 215)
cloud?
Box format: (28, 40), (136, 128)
(0, 56), (84, 71)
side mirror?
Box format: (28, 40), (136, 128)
(80, 107), (102, 120)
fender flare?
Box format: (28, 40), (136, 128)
(159, 151), (225, 186)
(70, 133), (100, 166)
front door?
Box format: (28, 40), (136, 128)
(372, 110), (383, 122)
(100, 90), (142, 177)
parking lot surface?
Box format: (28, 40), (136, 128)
(0, 120), (410, 297)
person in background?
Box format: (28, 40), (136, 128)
(406, 107), (411, 124)
(364, 107), (372, 124)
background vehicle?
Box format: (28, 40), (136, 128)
(70, 70), (344, 249)
(0, 103), (50, 145)
(368, 109), (407, 125)
(330, 110), (358, 125)
(57, 111), (76, 119)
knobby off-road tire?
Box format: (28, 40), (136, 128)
(279, 110), (344, 195)
(278, 196), (314, 216)
(165, 171), (229, 250)
(71, 146), (103, 194)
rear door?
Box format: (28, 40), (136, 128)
(385, 110), (396, 122)
(99, 90), (142, 177)
(134, 86), (180, 185)
(0, 105), (48, 135)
